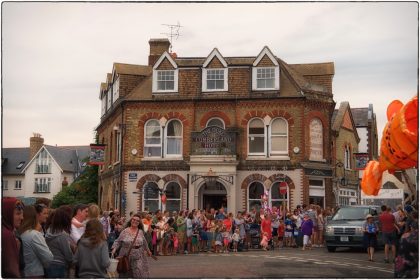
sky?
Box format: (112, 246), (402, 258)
(2, 2), (418, 148)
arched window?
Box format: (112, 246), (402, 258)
(248, 182), (264, 211)
(143, 182), (160, 212)
(309, 118), (323, 160)
(248, 118), (265, 155)
(144, 120), (161, 157)
(206, 117), (225, 129)
(270, 118), (288, 155)
(166, 120), (182, 156)
(271, 182), (288, 209)
(164, 182), (181, 211)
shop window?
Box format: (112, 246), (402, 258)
(143, 182), (160, 212)
(248, 182), (264, 211)
(271, 182), (288, 209)
(164, 182), (181, 212)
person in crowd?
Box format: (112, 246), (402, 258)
(260, 213), (272, 249)
(232, 228), (240, 252)
(278, 219), (285, 248)
(73, 219), (110, 278)
(199, 214), (208, 252)
(110, 209), (120, 232)
(301, 213), (313, 250)
(215, 207), (227, 220)
(70, 204), (89, 244)
(271, 208), (280, 248)
(34, 203), (49, 236)
(19, 205), (53, 278)
(317, 206), (325, 247)
(172, 229), (179, 255)
(155, 215), (165, 255)
(284, 214), (294, 247)
(88, 203), (100, 221)
(363, 214), (379, 262)
(2, 197), (25, 278)
(214, 224), (223, 253)
(186, 212), (194, 254)
(207, 215), (217, 252)
(111, 214), (152, 278)
(162, 210), (170, 223)
(45, 206), (74, 278)
(223, 213), (233, 233)
(107, 219), (123, 252)
(394, 210), (418, 278)
(234, 212), (246, 250)
(307, 205), (318, 247)
(260, 232), (269, 251)
(221, 226), (231, 253)
(176, 210), (186, 254)
(379, 205), (399, 263)
(100, 211), (111, 239)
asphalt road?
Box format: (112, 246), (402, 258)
(149, 247), (394, 278)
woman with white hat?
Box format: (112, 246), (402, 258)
(363, 214), (379, 261)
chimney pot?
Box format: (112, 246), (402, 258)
(29, 133), (44, 159)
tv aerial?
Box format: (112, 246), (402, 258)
(161, 21), (182, 53)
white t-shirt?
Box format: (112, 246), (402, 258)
(70, 218), (86, 243)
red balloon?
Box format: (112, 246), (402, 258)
(161, 194), (167, 204)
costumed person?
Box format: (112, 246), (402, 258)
(260, 232), (269, 250)
(2, 197), (24, 278)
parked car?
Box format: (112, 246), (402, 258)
(324, 205), (382, 252)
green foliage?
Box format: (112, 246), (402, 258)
(51, 162), (98, 208)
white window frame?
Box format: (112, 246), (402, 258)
(252, 66), (280, 91)
(144, 119), (162, 158)
(142, 182), (161, 212)
(164, 182), (181, 212)
(34, 177), (51, 193)
(269, 118), (288, 156)
(15, 180), (22, 190)
(165, 119), (183, 158)
(248, 181), (264, 211)
(36, 150), (51, 174)
(202, 68), (228, 92)
(115, 131), (121, 162)
(2, 180), (8, 190)
(112, 76), (120, 102)
(206, 117), (225, 129)
(155, 70), (177, 92)
(248, 118), (266, 156)
(106, 87), (112, 110)
(101, 96), (107, 116)
(152, 52), (179, 94)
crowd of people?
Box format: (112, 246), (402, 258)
(2, 196), (418, 278)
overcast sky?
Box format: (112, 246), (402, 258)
(2, 2), (418, 148)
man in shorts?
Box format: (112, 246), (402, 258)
(379, 205), (399, 263)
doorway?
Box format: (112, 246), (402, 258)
(203, 195), (227, 212)
(199, 181), (227, 211)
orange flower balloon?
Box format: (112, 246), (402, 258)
(361, 96), (418, 196)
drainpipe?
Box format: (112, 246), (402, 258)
(186, 174), (190, 210)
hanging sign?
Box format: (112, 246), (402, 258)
(191, 126), (236, 155)
(88, 144), (106, 165)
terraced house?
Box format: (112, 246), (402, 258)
(96, 38), (336, 215)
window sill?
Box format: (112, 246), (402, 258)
(34, 173), (52, 175)
(246, 155), (290, 161)
(33, 192), (51, 194)
(152, 91), (178, 95)
(202, 89), (229, 93)
(142, 157), (184, 161)
(309, 158), (327, 163)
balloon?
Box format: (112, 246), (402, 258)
(361, 96), (418, 196)
(161, 194), (167, 204)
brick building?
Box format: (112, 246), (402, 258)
(96, 38), (336, 215)
(331, 102), (360, 206)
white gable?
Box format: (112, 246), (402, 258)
(203, 48), (228, 68)
(153, 51), (178, 70)
(253, 46), (279, 67)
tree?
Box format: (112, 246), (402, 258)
(51, 162), (98, 208)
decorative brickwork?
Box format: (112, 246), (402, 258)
(199, 111), (232, 129)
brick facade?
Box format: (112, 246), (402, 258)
(97, 38), (336, 215)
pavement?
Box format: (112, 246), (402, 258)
(149, 247), (395, 278)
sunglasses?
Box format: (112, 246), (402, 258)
(15, 201), (25, 211)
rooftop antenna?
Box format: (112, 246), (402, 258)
(161, 21), (182, 53)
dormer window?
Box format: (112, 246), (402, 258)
(256, 68), (275, 89)
(152, 52), (179, 93)
(202, 48), (228, 92)
(252, 46), (280, 91)
(157, 70), (175, 91)
(203, 68), (228, 91)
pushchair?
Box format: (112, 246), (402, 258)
(249, 223), (261, 249)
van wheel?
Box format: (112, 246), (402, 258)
(327, 246), (336, 252)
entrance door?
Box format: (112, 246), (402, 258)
(199, 181), (227, 211)
(203, 195), (227, 212)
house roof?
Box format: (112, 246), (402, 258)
(113, 63), (152, 76)
(2, 148), (30, 175)
(351, 108), (369, 127)
(44, 145), (91, 172)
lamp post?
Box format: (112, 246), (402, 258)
(159, 117), (167, 158)
(335, 161), (347, 206)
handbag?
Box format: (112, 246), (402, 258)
(117, 229), (139, 273)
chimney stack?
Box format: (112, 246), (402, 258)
(148, 38), (171, 66)
(30, 133), (44, 159)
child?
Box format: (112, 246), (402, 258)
(222, 226), (231, 253)
(172, 231), (179, 255)
(232, 228), (240, 252)
(151, 225), (158, 256)
(301, 214), (314, 250)
(260, 231), (269, 250)
(284, 214), (294, 247)
(214, 226), (223, 253)
(278, 219), (285, 248)
(192, 233), (199, 253)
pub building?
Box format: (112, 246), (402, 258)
(96, 38), (336, 215)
